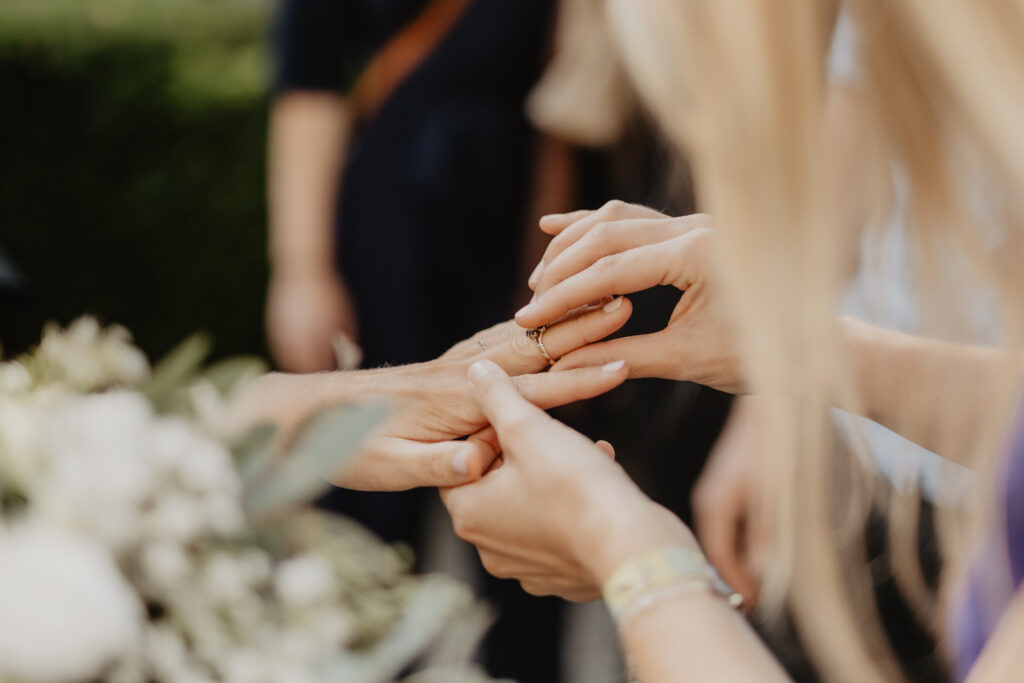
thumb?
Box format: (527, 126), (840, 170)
(467, 360), (553, 453)
(339, 435), (499, 490)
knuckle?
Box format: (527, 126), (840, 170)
(592, 253), (619, 275)
(601, 199), (626, 216)
(451, 515), (476, 541)
(510, 331), (537, 360)
(503, 412), (534, 437)
(590, 220), (615, 241)
(480, 553), (512, 579)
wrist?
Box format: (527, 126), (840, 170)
(581, 489), (699, 584)
(270, 260), (340, 282)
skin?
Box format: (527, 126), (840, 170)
(691, 396), (770, 609)
(441, 360), (789, 681)
(442, 354), (1024, 683)
(441, 201), (1023, 680)
(234, 298), (634, 491)
(519, 202), (1023, 465)
(265, 92), (359, 373)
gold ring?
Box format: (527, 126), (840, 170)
(526, 326), (556, 366)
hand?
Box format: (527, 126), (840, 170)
(441, 360), (697, 601)
(236, 297), (636, 491)
(529, 199), (671, 290)
(692, 397), (770, 609)
(518, 205), (744, 393)
(266, 269), (359, 373)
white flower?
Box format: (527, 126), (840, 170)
(0, 522), (143, 682)
(201, 551), (256, 606)
(139, 540), (192, 590)
(0, 397), (44, 490)
(204, 492), (246, 537)
(275, 553), (338, 608)
(151, 418), (242, 497)
(34, 392), (156, 550)
(144, 491), (207, 543)
(145, 624), (190, 682)
(278, 610), (353, 660)
(0, 360), (32, 394)
(37, 317), (149, 392)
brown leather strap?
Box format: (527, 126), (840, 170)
(350, 0), (474, 120)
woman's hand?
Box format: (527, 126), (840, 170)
(235, 298), (635, 491)
(518, 204), (744, 393)
(441, 360), (697, 601)
(692, 397), (771, 609)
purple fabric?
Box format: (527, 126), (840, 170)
(952, 407), (1024, 680)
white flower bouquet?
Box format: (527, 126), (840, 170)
(0, 319), (491, 683)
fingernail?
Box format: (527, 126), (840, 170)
(468, 359), (501, 386)
(540, 213), (565, 222)
(603, 297), (623, 313)
(602, 360), (626, 373)
(452, 445), (473, 476)
(528, 261), (545, 288)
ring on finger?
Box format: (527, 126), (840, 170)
(526, 326), (556, 366)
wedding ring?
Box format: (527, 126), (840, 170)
(526, 326), (556, 366)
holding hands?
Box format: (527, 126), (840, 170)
(519, 200), (744, 393)
(441, 360), (697, 601)
(237, 296), (634, 491)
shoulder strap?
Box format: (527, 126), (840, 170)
(350, 0), (474, 120)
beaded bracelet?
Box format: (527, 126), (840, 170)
(602, 546), (743, 626)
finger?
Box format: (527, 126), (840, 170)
(516, 237), (690, 329)
(595, 440), (615, 460)
(514, 361), (629, 412)
(536, 295), (632, 359)
(535, 216), (702, 297)
(336, 435), (499, 491)
(551, 332), (669, 379)
(541, 201), (666, 265)
(497, 295), (632, 373)
(694, 496), (760, 606)
(467, 360), (557, 449)
(538, 209), (594, 236)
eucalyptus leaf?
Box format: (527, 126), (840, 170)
(243, 403), (389, 515)
(143, 332), (211, 411)
(201, 355), (268, 396)
(319, 577), (479, 683)
(235, 422), (277, 483)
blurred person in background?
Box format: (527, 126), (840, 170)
(263, 0), (563, 679)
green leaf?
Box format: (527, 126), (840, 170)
(200, 356), (268, 396)
(243, 403), (389, 516)
(235, 422), (277, 483)
(142, 332), (211, 411)
(318, 577), (483, 683)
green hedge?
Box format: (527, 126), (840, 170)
(0, 0), (274, 361)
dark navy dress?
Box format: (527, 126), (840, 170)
(275, 4), (564, 681)
(275, 0), (552, 367)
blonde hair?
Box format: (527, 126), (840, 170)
(605, 0), (1024, 679)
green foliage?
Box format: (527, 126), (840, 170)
(0, 0), (274, 362)
(244, 403), (391, 516)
